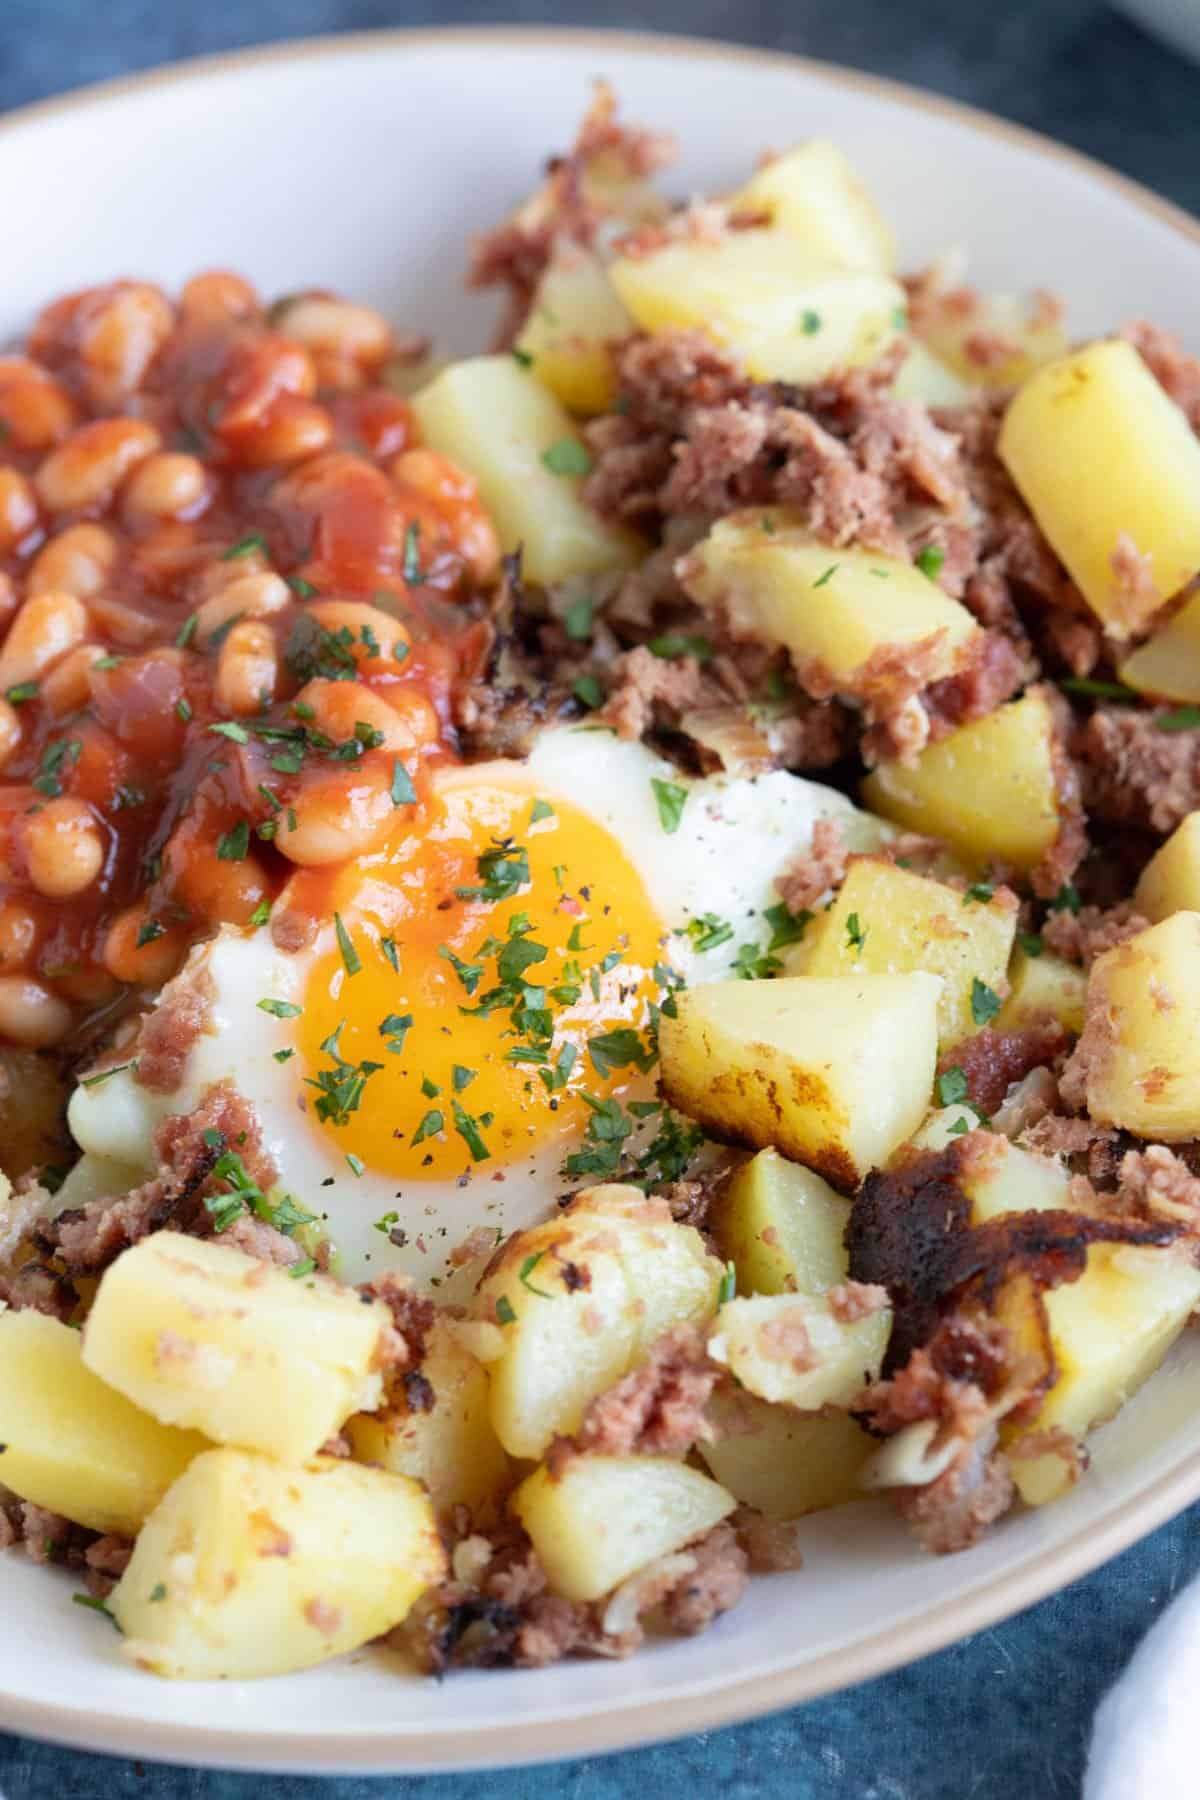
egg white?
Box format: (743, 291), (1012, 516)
(66, 728), (887, 1285)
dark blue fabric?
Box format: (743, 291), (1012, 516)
(1, 3), (1197, 1793)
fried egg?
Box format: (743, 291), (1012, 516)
(66, 727), (887, 1284)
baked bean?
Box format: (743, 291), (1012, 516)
(305, 599), (411, 678)
(38, 644), (103, 716)
(0, 975), (72, 1047)
(215, 335), (315, 435)
(17, 795), (106, 898)
(0, 902), (38, 968)
(27, 523), (118, 598)
(0, 469), (38, 555)
(0, 590), (88, 690)
(0, 577), (16, 630)
(194, 570), (290, 648)
(122, 452), (208, 521)
(293, 677), (417, 754)
(35, 418), (161, 514)
(272, 297), (393, 366)
(76, 282), (174, 411)
(215, 618), (278, 715)
(103, 906), (186, 986)
(0, 358), (75, 451)
(53, 965), (121, 1007)
(0, 699), (21, 770)
(174, 844), (269, 927)
(381, 684), (442, 749)
(234, 397), (333, 467)
(391, 447), (499, 585)
(180, 270), (261, 325)
(275, 764), (400, 867)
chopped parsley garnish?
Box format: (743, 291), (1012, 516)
(761, 515), (778, 535)
(970, 978), (1002, 1026)
(813, 563), (839, 588)
(530, 798), (555, 825)
(1018, 932), (1044, 958)
(1158, 706), (1200, 733)
(963, 883), (996, 905)
(289, 1258), (317, 1279)
(249, 899), (271, 927)
(588, 1027), (656, 1079)
(914, 544), (945, 583)
(1060, 676), (1137, 702)
(380, 936), (400, 972)
(717, 1261), (737, 1307)
(208, 720), (250, 743)
(92, 654), (122, 671)
(334, 912), (361, 975)
(452, 1064), (477, 1092)
(495, 1294), (517, 1326)
(346, 1153), (365, 1177)
(936, 1066), (969, 1107)
(136, 918), (166, 949)
(682, 913), (734, 953)
(257, 997), (301, 1019)
(563, 595), (594, 642)
(306, 1023), (383, 1126)
(270, 1194), (316, 1234)
(273, 1048), (294, 1062)
(572, 673), (603, 710)
(799, 309), (822, 335)
(764, 901), (810, 952)
(288, 575), (318, 599)
(176, 697), (193, 723)
(438, 945), (485, 994)
(380, 1012), (414, 1053)
(541, 438), (592, 477)
(412, 1109), (444, 1145)
(647, 633), (713, 661)
(72, 1594), (121, 1631)
(651, 777), (687, 835)
(1048, 882), (1081, 915)
(216, 820), (250, 861)
(511, 347), (534, 369)
(390, 760), (416, 807)
(374, 1211), (400, 1236)
(564, 1092), (636, 1179)
(456, 842), (530, 904)
(80, 1059), (136, 1088)
(845, 912), (868, 952)
(518, 1251), (553, 1298)
(32, 736), (81, 797)
(175, 613), (198, 648)
(421, 1075), (441, 1099)
(402, 521), (423, 585)
(284, 614), (358, 684)
(731, 941), (782, 981)
(892, 305), (909, 331)
(452, 1098), (491, 1162)
(149, 1584), (167, 1603)
(221, 532), (268, 561)
(5, 681), (38, 704)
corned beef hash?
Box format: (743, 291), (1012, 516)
(1, 84), (1199, 1679)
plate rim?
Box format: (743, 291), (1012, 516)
(2, 21), (1200, 1773)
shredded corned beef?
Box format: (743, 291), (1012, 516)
(1076, 705), (1200, 834)
(774, 816), (849, 913)
(939, 1021), (1069, 1118)
(1121, 319), (1200, 429)
(548, 1324), (716, 1470)
(1041, 901), (1150, 966)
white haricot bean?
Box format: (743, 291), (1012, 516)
(0, 902), (38, 969)
(0, 699), (21, 771)
(0, 590), (88, 690)
(34, 418), (161, 514)
(77, 283), (175, 411)
(271, 298), (392, 364)
(214, 619), (278, 716)
(0, 469), (38, 555)
(26, 523), (118, 598)
(275, 766), (401, 867)
(17, 795), (106, 899)
(194, 571), (290, 649)
(305, 600), (412, 677)
(0, 975), (72, 1048)
(292, 678), (416, 753)
(39, 644), (103, 716)
(122, 452), (208, 521)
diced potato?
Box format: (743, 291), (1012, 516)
(659, 973), (941, 1191)
(998, 341), (1200, 635)
(708, 1292), (890, 1407)
(609, 229), (905, 385)
(0, 1311), (207, 1537)
(891, 340), (974, 407)
(82, 1231), (391, 1464)
(1119, 590), (1200, 703)
(699, 1387), (874, 1516)
(515, 249), (634, 415)
(733, 140), (895, 272)
(793, 857), (1016, 1048)
(680, 511), (981, 696)
(512, 1455), (734, 1603)
(111, 1449), (444, 1678)
(996, 944), (1088, 1036)
(1134, 811), (1200, 920)
(475, 1186), (723, 1459)
(409, 357), (640, 585)
(714, 1147), (850, 1297)
(1006, 1245), (1200, 1504)
(861, 690), (1064, 875)
(345, 1319), (511, 1521)
(1076, 912), (1200, 1139)
(909, 1114), (1072, 1218)
(917, 290), (1068, 390)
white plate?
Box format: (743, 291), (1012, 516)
(2, 25), (1200, 1775)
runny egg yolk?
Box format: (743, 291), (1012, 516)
(295, 775), (668, 1180)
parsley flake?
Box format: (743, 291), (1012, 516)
(412, 1109), (444, 1146)
(390, 761), (416, 807)
(541, 438), (592, 478)
(813, 563), (839, 589)
(651, 777), (688, 835)
(937, 1067), (969, 1106)
(334, 912), (361, 975)
(647, 633), (713, 661)
(799, 309), (822, 335)
(257, 997), (301, 1019)
(518, 1250), (554, 1298)
(221, 533), (268, 561)
(718, 1261), (737, 1307)
(216, 820), (250, 861)
(845, 912), (868, 952)
(970, 978), (1002, 1026)
(915, 544), (945, 583)
(572, 673), (603, 710)
(402, 521), (423, 586)
(5, 681), (38, 705)
(1158, 706), (1200, 733)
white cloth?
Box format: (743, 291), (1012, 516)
(1085, 1576), (1200, 1798)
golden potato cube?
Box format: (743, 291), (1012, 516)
(111, 1449), (444, 1678)
(1119, 590), (1200, 702)
(910, 1115), (1072, 1217)
(609, 229), (905, 385)
(861, 690), (1063, 875)
(658, 972), (941, 1191)
(997, 944), (1088, 1036)
(699, 1388), (874, 1517)
(345, 1319), (512, 1521)
(1134, 811), (1200, 921)
(1006, 1245), (1200, 1504)
(891, 340), (974, 407)
(475, 1187), (723, 1460)
(512, 1455), (735, 1603)
(82, 1231), (392, 1464)
(409, 356), (641, 585)
(714, 1147), (851, 1297)
(0, 1311), (207, 1537)
(708, 1292), (890, 1407)
(515, 249), (634, 415)
(733, 140), (895, 272)
(794, 857), (1016, 1048)
(917, 290), (1068, 391)
(1077, 912), (1200, 1139)
(680, 511), (980, 693)
(998, 340), (1200, 635)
